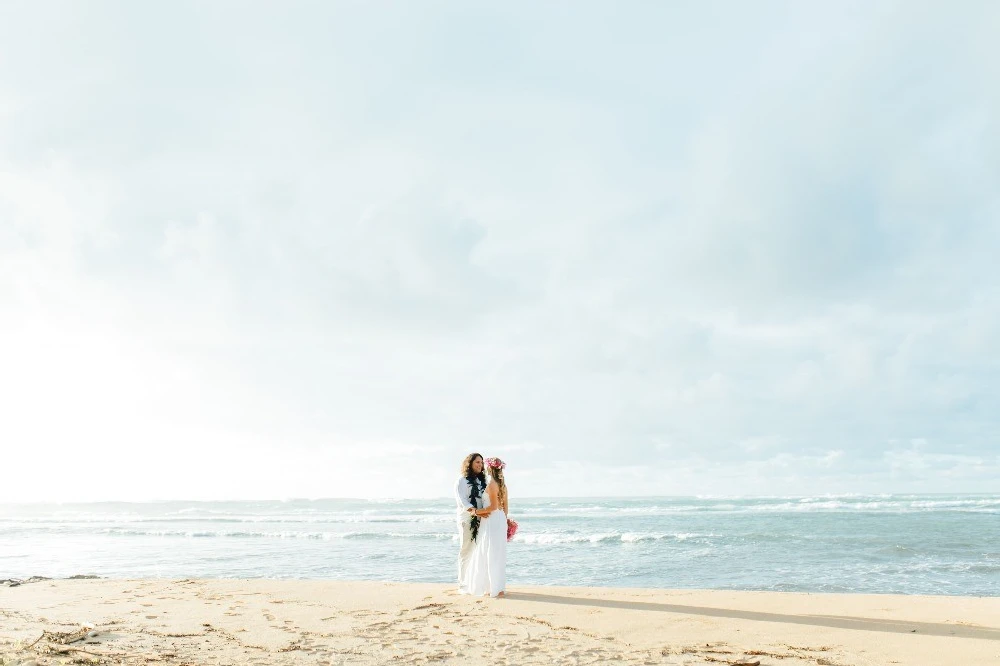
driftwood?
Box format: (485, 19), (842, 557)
(0, 576), (51, 587)
(1, 575), (99, 587)
(9, 626), (152, 664)
(703, 657), (760, 666)
(58, 627), (91, 645)
(51, 645), (105, 656)
(50, 645), (154, 663)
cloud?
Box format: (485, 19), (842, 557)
(1, 1), (998, 500)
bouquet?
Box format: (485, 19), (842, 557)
(506, 518), (519, 542)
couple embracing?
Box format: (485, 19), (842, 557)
(454, 453), (516, 598)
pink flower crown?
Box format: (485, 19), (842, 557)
(484, 457), (506, 470)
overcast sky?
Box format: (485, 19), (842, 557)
(1, 1), (998, 502)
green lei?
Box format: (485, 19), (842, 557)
(468, 476), (483, 540)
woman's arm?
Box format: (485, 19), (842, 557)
(502, 487), (509, 515)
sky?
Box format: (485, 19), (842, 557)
(1, 1), (998, 502)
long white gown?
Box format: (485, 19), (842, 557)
(460, 486), (507, 597)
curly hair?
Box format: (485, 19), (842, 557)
(460, 452), (486, 486)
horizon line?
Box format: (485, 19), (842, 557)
(2, 492), (997, 505)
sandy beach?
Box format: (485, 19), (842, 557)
(1, 579), (997, 665)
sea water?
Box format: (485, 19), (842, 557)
(1, 495), (997, 596)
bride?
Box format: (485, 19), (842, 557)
(460, 456), (508, 598)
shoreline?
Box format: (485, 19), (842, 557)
(4, 573), (1000, 598)
(2, 580), (998, 665)
(4, 574), (998, 599)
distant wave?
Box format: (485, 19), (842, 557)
(84, 528), (719, 545)
(519, 497), (1000, 516)
(87, 528), (460, 541)
(2, 523), (723, 546)
(0, 514), (456, 525)
(516, 531), (716, 545)
(2, 496), (997, 530)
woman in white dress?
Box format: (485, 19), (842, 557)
(460, 457), (508, 598)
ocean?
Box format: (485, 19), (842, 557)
(1, 495), (997, 596)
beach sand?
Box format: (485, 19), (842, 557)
(1, 579), (997, 665)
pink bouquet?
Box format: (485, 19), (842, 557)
(506, 518), (518, 542)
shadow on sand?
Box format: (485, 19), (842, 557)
(505, 592), (1000, 641)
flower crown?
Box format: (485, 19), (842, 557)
(484, 457), (506, 470)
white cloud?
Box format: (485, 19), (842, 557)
(1, 1), (998, 500)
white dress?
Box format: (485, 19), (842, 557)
(460, 486), (507, 597)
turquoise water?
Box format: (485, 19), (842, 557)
(1, 495), (997, 596)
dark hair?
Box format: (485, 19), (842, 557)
(461, 452), (487, 487)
